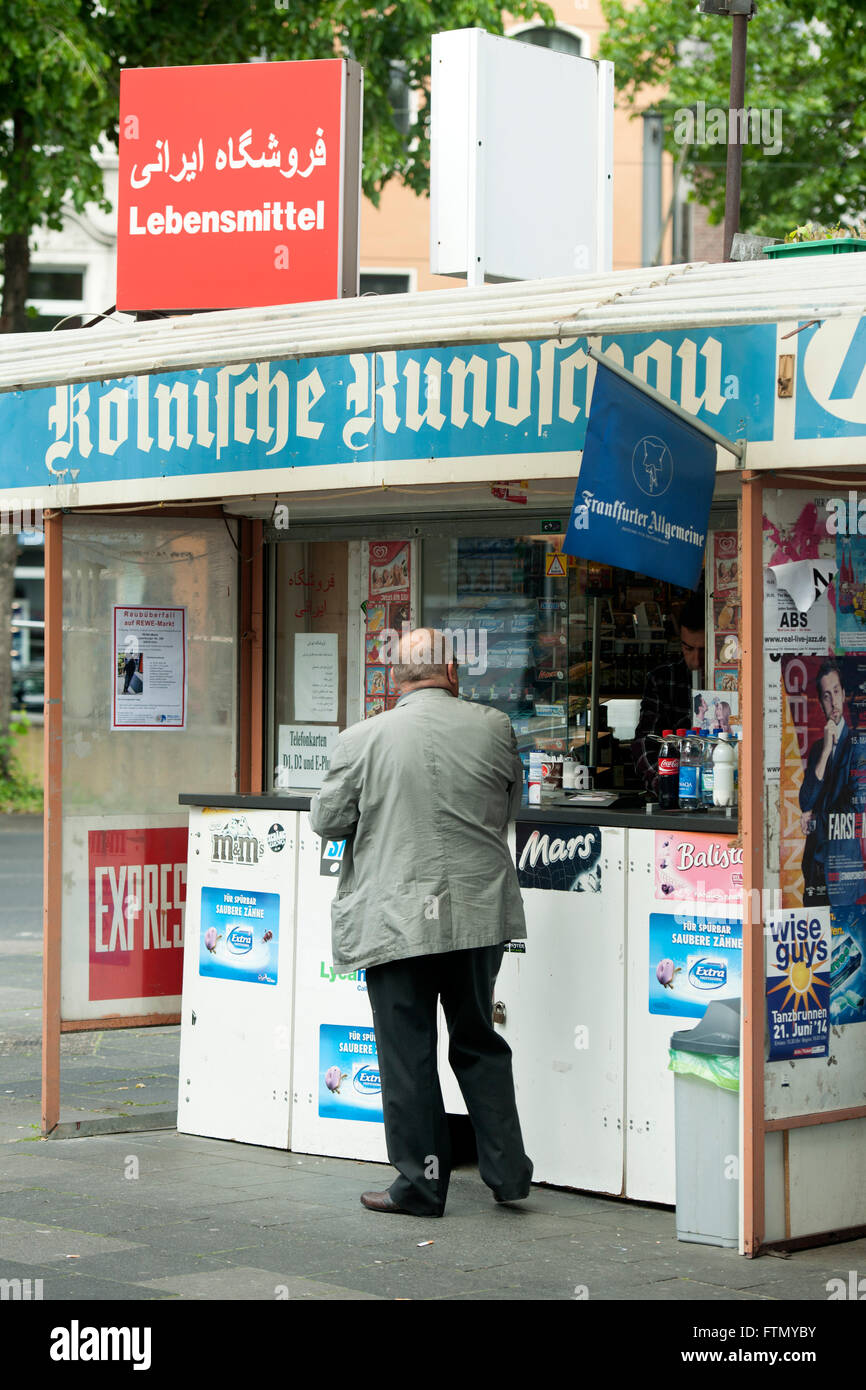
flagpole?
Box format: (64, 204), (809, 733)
(585, 346), (747, 464)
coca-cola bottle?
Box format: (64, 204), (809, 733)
(657, 730), (680, 810)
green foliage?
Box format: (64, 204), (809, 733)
(0, 0), (555, 235)
(0, 0), (115, 237)
(599, 0), (866, 236)
(0, 715), (42, 814)
(784, 219), (866, 243)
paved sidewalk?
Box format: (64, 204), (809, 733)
(1, 815), (865, 1312)
(1, 1124), (865, 1302)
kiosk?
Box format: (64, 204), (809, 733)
(4, 253), (864, 1252)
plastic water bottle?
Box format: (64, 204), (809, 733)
(657, 730), (680, 810)
(713, 731), (735, 808)
(678, 728), (702, 811)
(701, 728), (718, 807)
(731, 730), (740, 807)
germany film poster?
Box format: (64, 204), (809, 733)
(779, 652), (866, 1040)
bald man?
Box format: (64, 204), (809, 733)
(310, 627), (532, 1217)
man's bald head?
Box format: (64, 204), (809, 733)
(391, 627), (458, 696)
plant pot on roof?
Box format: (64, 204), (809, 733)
(763, 222), (866, 259)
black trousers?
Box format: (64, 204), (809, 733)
(364, 942), (533, 1216)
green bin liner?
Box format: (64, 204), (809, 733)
(668, 1047), (739, 1092)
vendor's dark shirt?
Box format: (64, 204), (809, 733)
(632, 658), (692, 794)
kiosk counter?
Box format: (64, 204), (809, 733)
(177, 791), (741, 1205)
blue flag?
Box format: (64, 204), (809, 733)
(562, 362), (716, 589)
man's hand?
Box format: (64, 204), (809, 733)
(815, 717), (842, 781)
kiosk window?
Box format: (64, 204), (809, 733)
(421, 534), (693, 790)
(271, 541), (349, 791)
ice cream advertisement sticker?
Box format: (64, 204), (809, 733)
(654, 831), (743, 906)
(765, 907), (830, 1059)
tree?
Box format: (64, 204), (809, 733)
(0, 0), (552, 777)
(598, 0), (866, 237)
(2, 0), (555, 323)
(0, 4), (116, 773)
(0, 1), (115, 333)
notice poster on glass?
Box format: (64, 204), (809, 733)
(294, 633), (338, 721)
(276, 723), (339, 790)
(112, 606), (186, 729)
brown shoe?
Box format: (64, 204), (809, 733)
(360, 1190), (440, 1215)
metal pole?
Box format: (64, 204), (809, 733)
(589, 596), (601, 782)
(723, 13), (749, 262)
(642, 112), (664, 267)
(585, 346), (746, 461)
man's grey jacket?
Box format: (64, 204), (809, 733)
(309, 687), (527, 974)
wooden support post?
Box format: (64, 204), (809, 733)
(42, 510), (63, 1135)
(741, 472), (765, 1254)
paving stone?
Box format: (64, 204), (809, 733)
(0, 1217), (141, 1261)
(139, 1265), (385, 1300)
(35, 1270), (179, 1301)
(48, 1245), (251, 1285)
(627, 1279), (778, 1302)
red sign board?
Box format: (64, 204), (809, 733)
(117, 60), (360, 311)
(88, 827), (188, 1001)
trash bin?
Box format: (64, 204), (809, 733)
(669, 998), (740, 1248)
